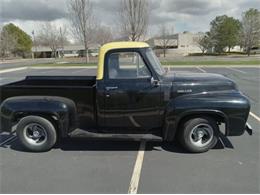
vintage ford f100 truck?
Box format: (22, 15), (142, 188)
(0, 42), (251, 153)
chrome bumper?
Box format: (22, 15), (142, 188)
(245, 123), (253, 135)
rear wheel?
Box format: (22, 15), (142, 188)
(179, 117), (219, 153)
(16, 116), (57, 152)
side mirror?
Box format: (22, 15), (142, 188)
(151, 77), (160, 87)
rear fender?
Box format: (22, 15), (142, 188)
(0, 96), (77, 137)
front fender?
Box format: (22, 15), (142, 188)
(0, 96), (77, 137)
(163, 91), (250, 141)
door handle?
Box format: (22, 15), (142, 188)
(105, 86), (118, 91)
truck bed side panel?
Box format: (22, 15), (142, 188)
(1, 76), (97, 130)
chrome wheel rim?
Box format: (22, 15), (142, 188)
(23, 123), (47, 145)
(189, 123), (214, 148)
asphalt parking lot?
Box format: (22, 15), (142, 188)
(0, 66), (259, 193)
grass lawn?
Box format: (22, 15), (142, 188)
(30, 60), (260, 67)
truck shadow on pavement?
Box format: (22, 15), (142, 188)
(160, 133), (234, 154)
(0, 133), (13, 142)
(4, 133), (234, 153)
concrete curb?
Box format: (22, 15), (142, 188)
(29, 66), (96, 69)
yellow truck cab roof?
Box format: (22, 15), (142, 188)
(97, 42), (150, 80)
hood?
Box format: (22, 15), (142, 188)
(172, 72), (232, 82)
(163, 72), (238, 93)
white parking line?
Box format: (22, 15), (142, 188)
(196, 67), (206, 73)
(0, 67), (27, 74)
(218, 137), (225, 148)
(128, 141), (146, 194)
(226, 67), (247, 74)
(37, 70), (56, 74)
(250, 112), (260, 122)
(72, 69), (92, 74)
(0, 135), (17, 146)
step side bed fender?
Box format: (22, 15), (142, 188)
(0, 96), (77, 137)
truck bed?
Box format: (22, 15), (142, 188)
(1, 76), (97, 129)
(3, 76), (96, 88)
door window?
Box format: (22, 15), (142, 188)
(108, 52), (151, 79)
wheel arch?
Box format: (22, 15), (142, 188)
(164, 109), (229, 141)
(0, 96), (77, 137)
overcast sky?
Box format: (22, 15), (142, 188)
(0, 0), (259, 41)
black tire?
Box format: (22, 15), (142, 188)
(179, 117), (219, 153)
(16, 116), (57, 152)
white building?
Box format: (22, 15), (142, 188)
(148, 32), (204, 56)
(32, 44), (100, 58)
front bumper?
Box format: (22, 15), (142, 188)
(245, 122), (253, 135)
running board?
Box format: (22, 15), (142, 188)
(69, 129), (163, 141)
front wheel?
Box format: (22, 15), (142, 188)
(16, 116), (57, 152)
(179, 117), (219, 153)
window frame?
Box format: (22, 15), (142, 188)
(104, 49), (153, 81)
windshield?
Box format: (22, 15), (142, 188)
(146, 48), (165, 76)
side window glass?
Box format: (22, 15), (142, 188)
(108, 52), (151, 79)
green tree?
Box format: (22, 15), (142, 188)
(241, 8), (260, 56)
(210, 15), (241, 53)
(0, 26), (17, 58)
(2, 23), (32, 57)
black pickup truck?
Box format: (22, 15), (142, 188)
(0, 42), (251, 153)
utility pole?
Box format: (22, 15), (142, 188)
(60, 27), (64, 58)
(32, 30), (37, 59)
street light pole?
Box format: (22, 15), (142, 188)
(60, 27), (64, 58)
(32, 30), (37, 59)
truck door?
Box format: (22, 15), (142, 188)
(102, 50), (161, 132)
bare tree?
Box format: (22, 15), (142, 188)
(92, 25), (113, 45)
(196, 33), (212, 54)
(37, 23), (60, 58)
(36, 23), (68, 58)
(241, 8), (260, 56)
(158, 24), (174, 57)
(68, 0), (94, 62)
(0, 26), (17, 59)
(58, 26), (68, 58)
(118, 0), (149, 41)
